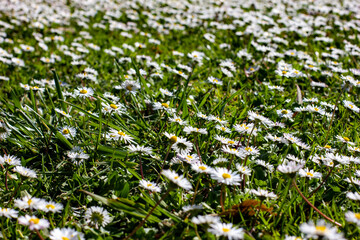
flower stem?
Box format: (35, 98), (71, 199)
(220, 184), (225, 212)
(293, 178), (342, 227)
(307, 165), (335, 198)
(35, 230), (45, 240)
(156, 145), (172, 183)
(123, 189), (171, 240)
(6, 178), (24, 207)
(191, 176), (201, 205)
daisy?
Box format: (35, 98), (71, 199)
(107, 129), (134, 143)
(159, 88), (173, 97)
(172, 137), (193, 155)
(102, 102), (126, 115)
(347, 192), (360, 201)
(66, 146), (89, 165)
(18, 215), (50, 230)
(250, 188), (277, 200)
(120, 80), (140, 95)
(175, 154), (199, 164)
(236, 164), (252, 176)
(208, 222), (244, 240)
(336, 135), (355, 145)
(208, 115), (228, 125)
(255, 160), (274, 172)
(234, 123), (259, 136)
(191, 162), (213, 174)
(169, 115), (187, 125)
(299, 168), (322, 179)
(343, 100), (360, 113)
(240, 146), (260, 156)
(276, 109), (293, 119)
(152, 102), (176, 114)
(210, 168), (242, 185)
(39, 201), (63, 213)
(161, 169), (192, 190)
(54, 108), (71, 118)
(127, 145), (153, 155)
(139, 180), (161, 193)
(215, 125), (231, 133)
(13, 166), (37, 178)
(0, 208), (18, 218)
(277, 161), (304, 175)
(299, 219), (344, 240)
(183, 126), (207, 135)
(345, 211), (360, 226)
(14, 196), (44, 210)
(197, 112), (209, 120)
(208, 76), (223, 85)
(49, 228), (85, 240)
(191, 215), (221, 225)
(1, 154), (21, 166)
(85, 206), (112, 229)
(74, 87), (94, 98)
(182, 204), (203, 212)
(59, 126), (76, 139)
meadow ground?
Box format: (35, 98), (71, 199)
(0, 0), (360, 239)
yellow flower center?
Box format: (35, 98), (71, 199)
(308, 65), (314, 68)
(355, 213), (360, 219)
(282, 70), (287, 74)
(281, 110), (288, 114)
(175, 118), (181, 122)
(349, 104), (354, 108)
(62, 237), (70, 240)
(126, 85), (133, 91)
(174, 176), (179, 180)
(221, 127), (226, 131)
(250, 68), (254, 71)
(170, 136), (177, 143)
(306, 172), (314, 177)
(118, 131), (126, 136)
(147, 183), (152, 187)
(46, 204), (55, 209)
(228, 141), (235, 144)
(199, 166), (207, 171)
(161, 103), (169, 108)
(245, 147), (252, 152)
(344, 137), (350, 142)
(80, 89), (88, 94)
(315, 226), (327, 232)
(110, 104), (117, 109)
(222, 228), (230, 232)
(178, 71), (183, 74)
(290, 52), (295, 55)
(222, 173), (231, 179)
(62, 129), (69, 134)
(314, 108), (319, 111)
(29, 218), (40, 224)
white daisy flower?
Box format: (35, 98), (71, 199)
(210, 168), (242, 185)
(49, 227), (85, 240)
(139, 180), (161, 193)
(161, 169), (192, 190)
(18, 215), (50, 230)
(85, 206), (112, 229)
(208, 222), (244, 240)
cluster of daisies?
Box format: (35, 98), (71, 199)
(1, 0), (360, 239)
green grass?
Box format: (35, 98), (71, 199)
(0, 0), (360, 239)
